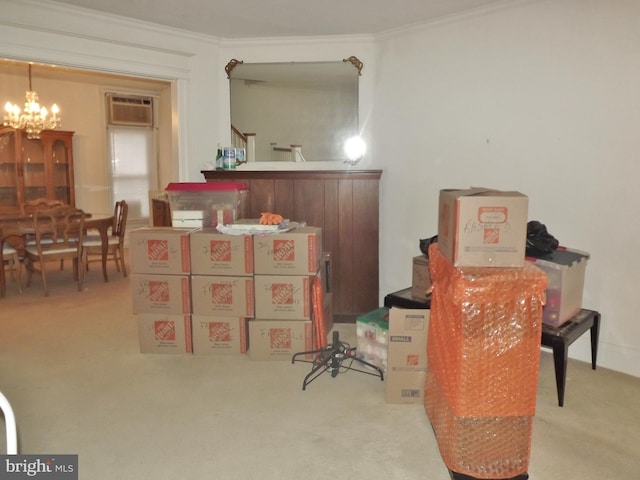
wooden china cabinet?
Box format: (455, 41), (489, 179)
(201, 169), (382, 323)
(0, 126), (75, 214)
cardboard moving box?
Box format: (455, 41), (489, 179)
(131, 273), (191, 315)
(253, 226), (322, 275)
(138, 313), (192, 354)
(437, 188), (528, 267)
(129, 227), (195, 275)
(254, 274), (313, 320)
(411, 255), (432, 300)
(191, 275), (255, 317)
(248, 319), (313, 361)
(191, 316), (249, 355)
(190, 228), (254, 276)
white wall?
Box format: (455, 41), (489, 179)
(375, 0), (640, 377)
(2, 0), (639, 378)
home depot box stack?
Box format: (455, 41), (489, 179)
(129, 227), (195, 354)
(386, 308), (430, 404)
(425, 188), (547, 479)
(249, 226), (328, 360)
(130, 224), (329, 358)
(129, 226), (253, 355)
(189, 228), (254, 355)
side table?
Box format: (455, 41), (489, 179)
(384, 287), (430, 309)
(541, 309), (600, 407)
(383, 288), (601, 407)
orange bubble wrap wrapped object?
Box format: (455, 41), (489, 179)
(425, 243), (547, 479)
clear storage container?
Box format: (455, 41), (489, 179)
(526, 247), (590, 327)
(165, 182), (248, 228)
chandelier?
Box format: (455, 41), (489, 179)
(3, 63), (61, 139)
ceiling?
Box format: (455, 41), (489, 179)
(49, 0), (507, 38)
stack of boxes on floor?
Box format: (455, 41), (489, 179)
(129, 225), (330, 359)
(249, 226), (331, 360)
(356, 308), (430, 405)
(425, 188), (547, 479)
(130, 227), (194, 354)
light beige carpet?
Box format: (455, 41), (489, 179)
(1, 261), (639, 479)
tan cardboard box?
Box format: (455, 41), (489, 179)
(129, 227), (195, 275)
(131, 273), (191, 315)
(138, 313), (192, 354)
(254, 274), (312, 320)
(253, 226), (322, 275)
(248, 319), (313, 361)
(191, 315), (249, 355)
(437, 188), (528, 267)
(191, 275), (255, 317)
(386, 308), (430, 404)
(386, 368), (427, 404)
(411, 255), (431, 300)
(190, 228), (254, 276)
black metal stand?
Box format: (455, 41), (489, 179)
(291, 330), (384, 390)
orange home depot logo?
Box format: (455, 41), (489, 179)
(483, 228), (500, 244)
(210, 240), (232, 262)
(154, 320), (176, 341)
(271, 283), (294, 305)
(273, 239), (295, 262)
(147, 239), (169, 261)
(406, 354), (420, 366)
(211, 282), (234, 305)
(269, 328), (292, 349)
(149, 280), (170, 303)
(209, 322), (231, 342)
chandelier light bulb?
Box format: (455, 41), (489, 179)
(2, 65), (62, 139)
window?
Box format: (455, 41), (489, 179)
(106, 94), (157, 221)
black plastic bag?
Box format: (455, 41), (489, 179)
(419, 235), (438, 257)
(526, 221), (559, 258)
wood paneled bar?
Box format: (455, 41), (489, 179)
(201, 169), (382, 323)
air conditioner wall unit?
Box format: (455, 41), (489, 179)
(107, 94), (153, 126)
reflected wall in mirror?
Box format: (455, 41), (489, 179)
(228, 58), (361, 162)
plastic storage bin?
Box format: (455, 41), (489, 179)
(165, 182), (248, 228)
(526, 247), (590, 327)
(356, 307), (389, 373)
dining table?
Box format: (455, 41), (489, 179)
(0, 210), (116, 296)
(84, 213), (116, 282)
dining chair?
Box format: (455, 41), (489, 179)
(23, 209), (87, 296)
(22, 200), (74, 272)
(1, 237), (22, 298)
(83, 200), (128, 280)
(20, 198), (65, 215)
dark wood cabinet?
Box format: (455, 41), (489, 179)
(0, 127), (75, 214)
(201, 169), (382, 323)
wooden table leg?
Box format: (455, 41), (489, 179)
(100, 226), (109, 282)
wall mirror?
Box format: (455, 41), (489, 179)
(227, 57), (362, 162)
